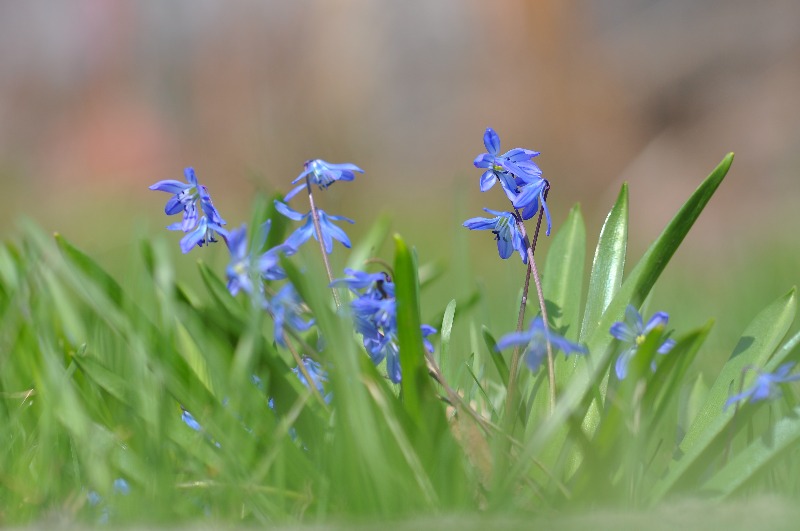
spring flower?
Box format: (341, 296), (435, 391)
(285, 159), (365, 201)
(496, 317), (588, 372)
(293, 357), (332, 403)
(463, 208), (528, 263)
(225, 222), (291, 296)
(149, 167), (226, 232)
(179, 216), (228, 254)
(332, 269), (435, 383)
(724, 362), (800, 410)
(513, 176), (553, 230)
(274, 200), (353, 254)
(473, 127), (542, 201)
(266, 283), (314, 346)
(181, 406), (203, 432)
(610, 305), (676, 380)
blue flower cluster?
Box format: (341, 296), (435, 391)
(332, 268), (436, 383)
(149, 167), (228, 253)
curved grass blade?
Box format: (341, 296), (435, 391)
(580, 183), (628, 342)
(542, 203), (586, 342)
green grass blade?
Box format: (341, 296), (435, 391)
(542, 203), (586, 342)
(647, 288), (796, 503)
(394, 234), (428, 422)
(580, 183), (628, 342)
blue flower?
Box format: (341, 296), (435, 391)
(473, 128), (541, 201)
(513, 176), (552, 230)
(610, 305), (676, 380)
(181, 406), (203, 431)
(332, 268), (435, 383)
(293, 357), (332, 403)
(150, 167), (226, 232)
(463, 208), (528, 263)
(112, 478), (130, 496)
(274, 200), (353, 254)
(496, 317), (587, 372)
(179, 216), (228, 254)
(724, 362), (800, 410)
(225, 222), (290, 296)
(266, 283), (314, 346)
(285, 159), (365, 201)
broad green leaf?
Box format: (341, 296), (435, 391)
(55, 233), (124, 306)
(481, 325), (508, 387)
(394, 234), (428, 422)
(542, 203), (586, 342)
(647, 288), (796, 503)
(504, 153), (734, 490)
(580, 183), (628, 341)
(439, 299), (456, 379)
(705, 329), (800, 500)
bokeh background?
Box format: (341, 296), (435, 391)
(1, 0), (798, 370)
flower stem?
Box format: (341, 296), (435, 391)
(305, 178), (341, 308)
(506, 184), (554, 420)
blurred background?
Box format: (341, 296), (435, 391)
(1, 0), (798, 369)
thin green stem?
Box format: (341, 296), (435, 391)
(304, 178), (341, 308)
(505, 185), (554, 421)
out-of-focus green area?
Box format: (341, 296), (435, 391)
(0, 1), (798, 373)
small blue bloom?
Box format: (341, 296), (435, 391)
(179, 216), (228, 254)
(724, 362), (800, 410)
(274, 200), (353, 254)
(225, 222), (290, 296)
(292, 357), (332, 403)
(473, 128), (541, 201)
(285, 159), (365, 201)
(610, 305), (676, 380)
(463, 208), (528, 263)
(266, 283), (314, 346)
(112, 478), (130, 496)
(181, 406), (203, 432)
(513, 176), (552, 230)
(333, 268), (434, 384)
(150, 167), (227, 232)
(496, 317), (587, 372)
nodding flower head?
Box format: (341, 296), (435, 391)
(274, 200), (354, 254)
(463, 208), (528, 263)
(496, 317), (587, 372)
(284, 159), (364, 201)
(724, 362), (800, 410)
(150, 167), (227, 252)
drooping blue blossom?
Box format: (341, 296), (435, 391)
(724, 362), (800, 410)
(112, 478), (130, 496)
(181, 406), (203, 432)
(463, 208), (528, 263)
(266, 283), (314, 346)
(496, 317), (587, 372)
(513, 177), (553, 232)
(473, 127), (542, 201)
(150, 167), (228, 253)
(225, 222), (291, 296)
(293, 357), (332, 403)
(285, 159), (365, 201)
(331, 269), (436, 384)
(274, 200), (353, 254)
(610, 305), (676, 380)
(179, 216), (228, 254)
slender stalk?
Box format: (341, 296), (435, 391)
(505, 184), (555, 418)
(304, 178), (341, 308)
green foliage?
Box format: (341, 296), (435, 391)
(2, 152), (800, 527)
